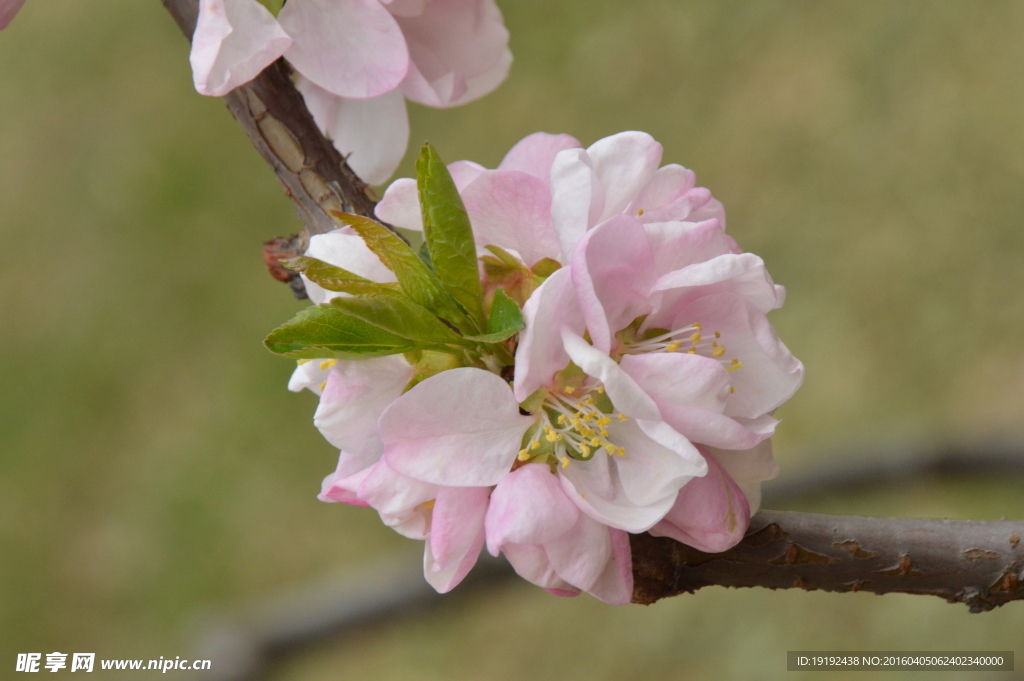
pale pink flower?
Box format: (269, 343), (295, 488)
(190, 0), (510, 183)
(0, 0), (26, 30)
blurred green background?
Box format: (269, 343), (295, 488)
(2, 0), (1024, 678)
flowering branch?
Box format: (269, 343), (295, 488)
(161, 0), (379, 244)
(162, 1), (1024, 612)
(631, 511), (1024, 612)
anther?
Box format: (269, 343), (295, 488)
(319, 380), (327, 392)
(690, 332), (702, 344)
(693, 322), (702, 329)
(617, 413), (629, 422)
(714, 332), (721, 338)
(712, 346), (726, 358)
(530, 440), (541, 450)
(687, 347), (696, 354)
(518, 449), (530, 461)
(666, 341), (680, 352)
(637, 208), (645, 216)
(560, 457), (570, 468)
(580, 444), (591, 457)
(564, 386), (575, 394)
(319, 359), (337, 370)
(729, 386), (735, 394)
(597, 386), (605, 393)
(727, 359), (744, 372)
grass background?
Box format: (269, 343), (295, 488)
(1, 1), (1023, 678)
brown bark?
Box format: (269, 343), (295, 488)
(631, 510), (1024, 611)
(161, 0), (380, 296)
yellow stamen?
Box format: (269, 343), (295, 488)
(318, 381), (327, 392)
(714, 332), (721, 338)
(617, 447), (626, 457)
(319, 359), (337, 370)
(637, 208), (645, 216)
(690, 332), (702, 344)
(422, 499), (435, 510)
(712, 346), (726, 358)
(727, 359), (744, 372)
(530, 440), (541, 450)
(564, 386), (575, 394)
(666, 341), (680, 352)
(597, 386), (605, 394)
(560, 457), (570, 469)
(590, 437), (601, 446)
(729, 386), (735, 394)
(617, 413), (629, 422)
(693, 322), (703, 329)
(518, 449), (530, 461)
(687, 347), (696, 354)
(580, 444), (591, 457)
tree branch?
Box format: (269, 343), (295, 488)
(631, 511), (1024, 611)
(161, 0), (379, 296)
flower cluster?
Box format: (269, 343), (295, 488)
(270, 132), (803, 603)
(190, 0), (510, 184)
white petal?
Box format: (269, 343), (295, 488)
(550, 148), (604, 262)
(586, 131), (663, 223)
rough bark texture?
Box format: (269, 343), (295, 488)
(632, 510), (1024, 612)
(162, 0), (380, 297)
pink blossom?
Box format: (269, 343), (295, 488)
(190, 0), (510, 183)
(0, 0), (26, 30)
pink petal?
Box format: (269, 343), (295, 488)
(705, 439), (779, 516)
(550, 148), (605, 262)
(396, 0), (509, 107)
(318, 452), (376, 506)
(586, 132), (663, 223)
(287, 360), (331, 394)
(642, 219), (736, 276)
(429, 485), (490, 575)
(687, 196), (727, 227)
(375, 178), (422, 230)
(485, 464), (578, 555)
(513, 268), (584, 402)
(497, 132), (582, 184)
(649, 451), (750, 553)
(357, 460), (438, 539)
(560, 330), (660, 421)
(0, 0), (26, 29)
(460, 170), (560, 266)
(648, 253), (782, 329)
(637, 187), (712, 224)
(620, 353), (772, 450)
(314, 355), (414, 456)
(190, 0), (292, 96)
(297, 77), (409, 185)
(423, 525), (485, 593)
(279, 0), (409, 99)
(585, 528), (633, 605)
(501, 543), (577, 592)
(543, 512), (611, 591)
(608, 418), (704, 505)
(624, 164), (696, 217)
(670, 293), (804, 419)
(570, 214), (656, 353)
(447, 160), (488, 190)
(302, 228), (396, 303)
(381, 368), (533, 486)
(558, 440), (680, 533)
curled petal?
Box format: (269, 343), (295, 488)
(498, 132), (582, 185)
(585, 528), (633, 605)
(375, 178), (422, 231)
(550, 148), (604, 262)
(501, 543), (577, 592)
(190, 0), (292, 96)
(649, 451), (750, 553)
(586, 131), (663, 223)
(314, 355), (414, 457)
(381, 368), (533, 486)
(513, 268), (584, 402)
(670, 293), (804, 419)
(428, 486), (490, 586)
(302, 228), (396, 304)
(460, 170), (560, 266)
(570, 214), (656, 353)
(643, 219), (737, 277)
(705, 439), (779, 515)
(357, 460), (438, 539)
(543, 511), (611, 592)
(485, 464), (578, 555)
(648, 252), (782, 329)
(624, 164), (695, 217)
(318, 451), (377, 506)
(280, 0), (408, 99)
(397, 0), (510, 107)
(297, 78), (409, 185)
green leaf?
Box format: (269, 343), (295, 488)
(418, 240), (435, 271)
(466, 289), (524, 343)
(330, 211), (471, 331)
(417, 143), (485, 333)
(330, 295), (470, 346)
(281, 255), (401, 296)
(265, 304), (423, 360)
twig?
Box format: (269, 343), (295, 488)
(161, 0), (379, 297)
(631, 511), (1024, 612)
